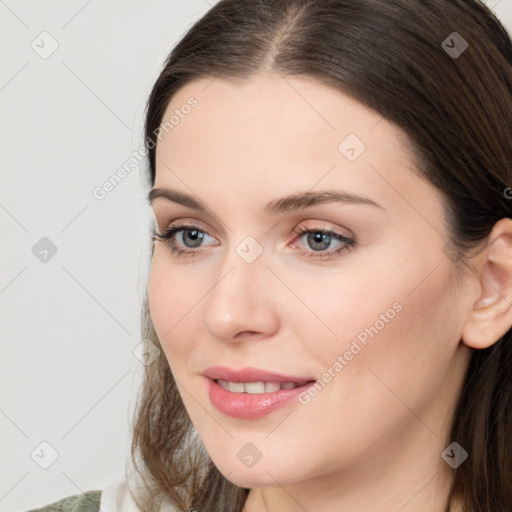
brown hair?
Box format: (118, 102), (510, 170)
(129, 1), (512, 510)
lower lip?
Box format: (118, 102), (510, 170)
(207, 378), (316, 419)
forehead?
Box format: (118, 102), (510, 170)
(153, 72), (434, 218)
(158, 72), (399, 153)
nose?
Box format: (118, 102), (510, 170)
(202, 245), (280, 344)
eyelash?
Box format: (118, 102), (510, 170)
(152, 223), (356, 261)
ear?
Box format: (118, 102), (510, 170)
(462, 217), (512, 349)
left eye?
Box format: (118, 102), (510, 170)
(290, 226), (355, 259)
(153, 224), (355, 260)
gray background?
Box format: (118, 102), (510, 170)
(1, 1), (511, 510)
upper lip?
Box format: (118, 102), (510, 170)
(203, 366), (316, 383)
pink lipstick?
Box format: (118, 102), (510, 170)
(203, 366), (316, 419)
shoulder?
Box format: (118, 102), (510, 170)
(26, 490), (102, 512)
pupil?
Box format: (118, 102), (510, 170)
(184, 229), (203, 248)
(309, 231), (330, 251)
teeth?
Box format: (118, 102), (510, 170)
(265, 382), (281, 393)
(216, 380), (302, 393)
(244, 382), (266, 394)
(217, 379), (230, 390)
(230, 382), (245, 393)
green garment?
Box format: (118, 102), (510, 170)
(26, 490), (102, 512)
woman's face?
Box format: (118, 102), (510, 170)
(147, 72), (474, 503)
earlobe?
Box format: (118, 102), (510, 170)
(473, 296), (498, 309)
(462, 218), (512, 350)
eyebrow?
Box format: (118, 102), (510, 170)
(146, 187), (383, 214)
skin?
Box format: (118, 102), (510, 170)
(147, 72), (512, 512)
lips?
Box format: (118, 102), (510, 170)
(203, 366), (316, 419)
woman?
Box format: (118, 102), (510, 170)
(30, 0), (512, 511)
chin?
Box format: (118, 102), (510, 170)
(207, 450), (303, 489)
(217, 465), (285, 488)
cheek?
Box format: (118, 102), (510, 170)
(288, 265), (405, 361)
(305, 252), (459, 398)
(147, 261), (169, 340)
(147, 257), (195, 363)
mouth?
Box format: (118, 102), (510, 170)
(203, 366), (317, 419)
(214, 379), (312, 393)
